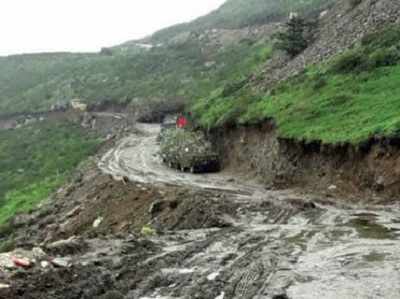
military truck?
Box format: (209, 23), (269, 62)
(159, 128), (220, 173)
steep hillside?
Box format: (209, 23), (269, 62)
(0, 0), (334, 117)
(146, 0), (333, 43)
(2, 0), (399, 143)
(193, 0), (400, 144)
(0, 37), (272, 116)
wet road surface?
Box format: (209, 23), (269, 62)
(98, 124), (400, 299)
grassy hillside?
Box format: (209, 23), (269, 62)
(192, 26), (400, 144)
(0, 0), (335, 117)
(0, 120), (100, 224)
(0, 37), (272, 116)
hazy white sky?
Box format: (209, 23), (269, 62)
(0, 0), (226, 56)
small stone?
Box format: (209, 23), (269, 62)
(41, 261), (51, 268)
(32, 247), (47, 260)
(93, 217), (103, 228)
(207, 272), (219, 281)
(376, 176), (385, 185)
(66, 206), (82, 218)
(215, 292), (225, 299)
(51, 257), (71, 268)
(328, 184), (337, 191)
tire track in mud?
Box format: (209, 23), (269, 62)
(98, 124), (400, 299)
(99, 123), (258, 195)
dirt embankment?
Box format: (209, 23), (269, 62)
(213, 123), (400, 201)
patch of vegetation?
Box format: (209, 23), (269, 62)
(0, 120), (100, 224)
(141, 224), (156, 236)
(329, 26), (400, 74)
(274, 16), (313, 57)
(192, 26), (400, 144)
(0, 37), (272, 116)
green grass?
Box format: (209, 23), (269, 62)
(243, 66), (400, 143)
(0, 38), (272, 116)
(192, 26), (400, 144)
(0, 120), (100, 224)
(0, 0), (332, 116)
(0, 176), (64, 224)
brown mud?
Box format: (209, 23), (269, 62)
(1, 123), (400, 299)
(214, 123), (400, 202)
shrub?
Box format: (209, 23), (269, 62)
(274, 16), (310, 57)
(312, 76), (327, 90)
(329, 50), (368, 73)
(369, 48), (400, 68)
(361, 27), (400, 50)
(222, 79), (247, 97)
(141, 225), (156, 236)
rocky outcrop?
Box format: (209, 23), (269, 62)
(258, 0), (400, 88)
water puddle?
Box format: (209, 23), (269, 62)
(362, 250), (389, 262)
(347, 214), (396, 240)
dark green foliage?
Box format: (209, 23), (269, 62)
(369, 48), (400, 68)
(329, 50), (368, 73)
(330, 27), (400, 74)
(364, 28), (400, 68)
(222, 79), (248, 97)
(0, 120), (100, 223)
(312, 76), (327, 90)
(274, 16), (310, 57)
(361, 26), (400, 50)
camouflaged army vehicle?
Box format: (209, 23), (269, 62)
(159, 128), (220, 173)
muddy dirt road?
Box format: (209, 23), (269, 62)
(99, 123), (260, 194)
(95, 124), (400, 299)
